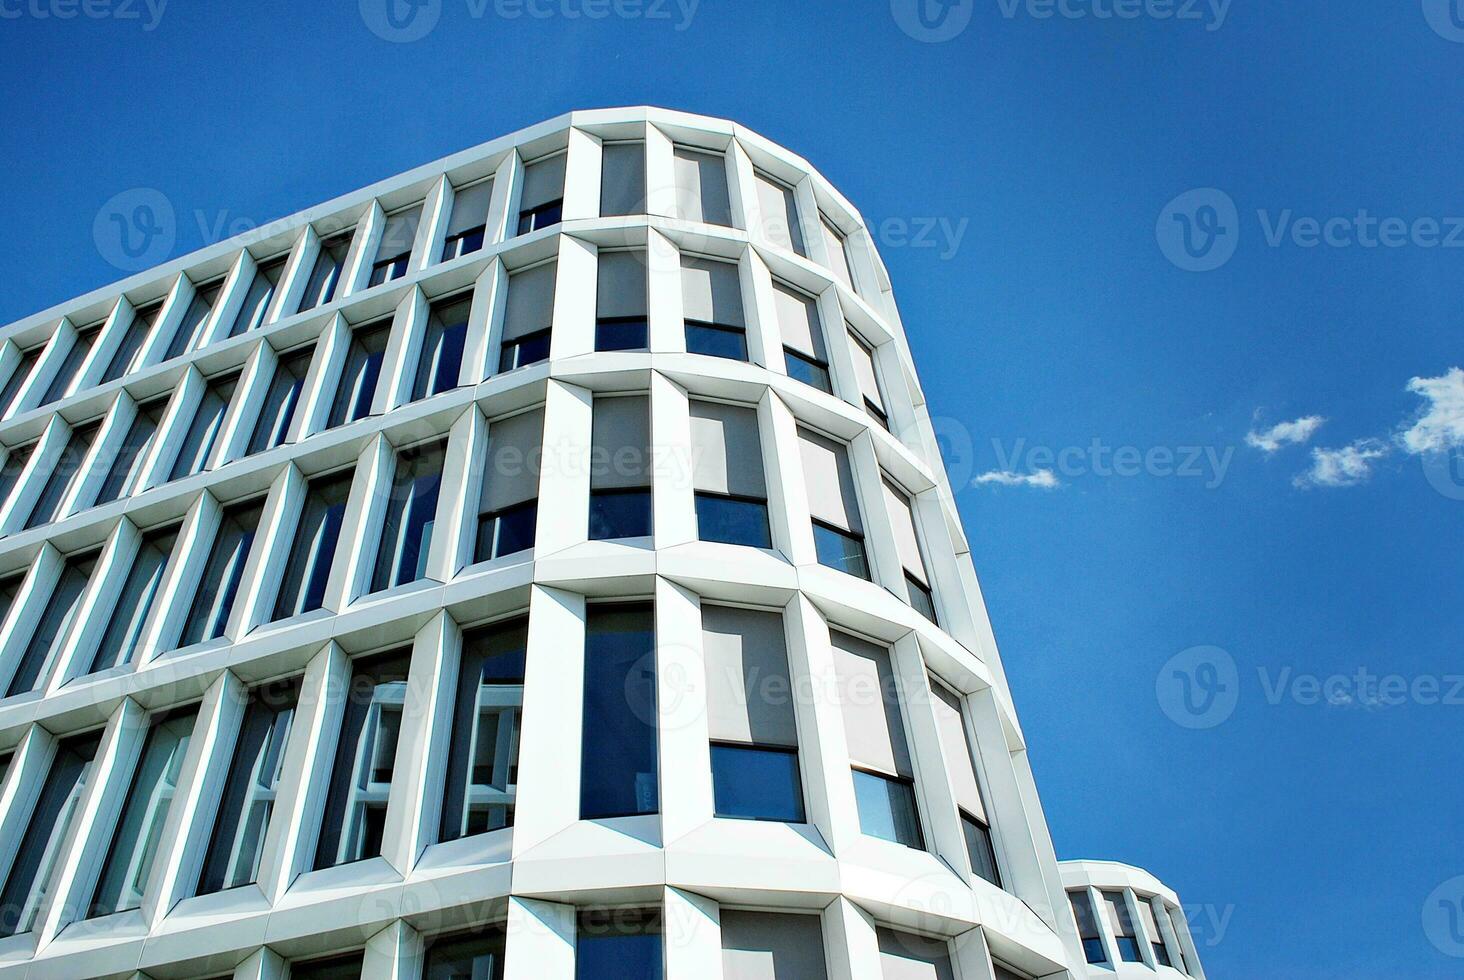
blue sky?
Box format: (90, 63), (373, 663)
(2, 1), (1462, 976)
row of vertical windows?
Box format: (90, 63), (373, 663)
(0, 131), (864, 423)
(0, 598), (999, 944)
(0, 390), (938, 700)
(1069, 887), (1193, 974)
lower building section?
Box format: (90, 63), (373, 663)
(1060, 861), (1207, 979)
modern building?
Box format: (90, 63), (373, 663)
(0, 108), (1205, 980)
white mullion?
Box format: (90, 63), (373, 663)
(793, 175), (826, 266)
(211, 339), (278, 466)
(534, 380), (592, 555)
(504, 896), (575, 980)
(288, 312), (351, 442)
(0, 413), (70, 534)
(224, 463), (305, 638)
(199, 248), (254, 348)
(547, 234), (597, 361)
(510, 585), (586, 856)
(562, 126), (603, 223)
(32, 697), (145, 946)
(140, 671), (239, 927)
(762, 390), (817, 566)
(665, 885), (723, 980)
(132, 273), (188, 373)
(743, 249), (787, 378)
(78, 295), (133, 392)
(418, 174), (453, 274)
(784, 593), (863, 854)
(725, 138), (759, 234)
(71, 389), (140, 511)
(460, 258), (504, 387)
(650, 371), (696, 549)
(889, 635), (968, 880)
(264, 227), (318, 326)
(379, 610), (459, 873)
(424, 406), (480, 582)
(370, 287), (426, 416)
(336, 205), (379, 301)
(484, 151), (519, 247)
(0, 544), (63, 694)
(325, 434), (394, 610)
(848, 430), (904, 596)
(646, 228), (684, 353)
(654, 579), (714, 843)
(254, 641), (350, 904)
(644, 123), (678, 219)
(0, 725), (59, 888)
(817, 285), (862, 409)
(234, 945), (288, 980)
(361, 917), (425, 980)
(46, 516), (139, 692)
(821, 896), (884, 980)
(137, 490), (220, 663)
(136, 365), (207, 492)
(21, 317), (74, 411)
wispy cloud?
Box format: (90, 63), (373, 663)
(1397, 367), (1464, 454)
(1246, 415), (1326, 453)
(973, 469), (1061, 490)
(1294, 439), (1389, 488)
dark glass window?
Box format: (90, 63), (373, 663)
(851, 769), (923, 849)
(440, 619), (527, 842)
(684, 321), (747, 361)
(961, 811), (1001, 887)
(442, 225), (486, 262)
(475, 499), (537, 563)
(694, 493), (771, 548)
(26, 420), (101, 529)
(298, 232), (353, 313)
(369, 441), (445, 594)
(289, 953), (365, 980)
(1069, 889), (1109, 965)
(314, 650), (411, 870)
(907, 574), (937, 624)
(247, 346), (314, 455)
(711, 744), (804, 822)
(0, 731), (101, 937)
(594, 316), (648, 352)
(516, 199), (562, 236)
(272, 469), (354, 622)
(7, 551), (97, 696)
(581, 605), (657, 819)
(424, 928), (506, 980)
(178, 499), (263, 647)
(784, 348), (832, 393)
(0, 443), (34, 510)
(88, 707), (198, 917)
(87, 524), (178, 674)
(588, 488), (652, 540)
(576, 909), (662, 980)
(0, 347), (42, 416)
(229, 255), (288, 337)
(40, 323), (101, 405)
(812, 520), (870, 580)
(1103, 891), (1145, 963)
(197, 678), (298, 895)
(95, 396), (169, 504)
(412, 296), (470, 401)
(326, 322), (390, 429)
(164, 279), (223, 360)
(497, 328), (551, 373)
(169, 372), (240, 481)
(102, 300), (163, 384)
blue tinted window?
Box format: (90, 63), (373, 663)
(580, 606), (657, 818)
(476, 500), (537, 562)
(589, 488), (652, 540)
(961, 812), (1000, 886)
(852, 769), (923, 848)
(595, 317), (648, 352)
(684, 322), (746, 361)
(695, 494), (770, 548)
(711, 744), (804, 822)
(499, 329), (551, 373)
(576, 910), (662, 980)
(812, 521), (869, 579)
(784, 348), (831, 392)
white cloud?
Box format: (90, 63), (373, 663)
(1397, 367), (1464, 454)
(1293, 439), (1389, 488)
(1246, 415), (1326, 453)
(973, 469), (1061, 490)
